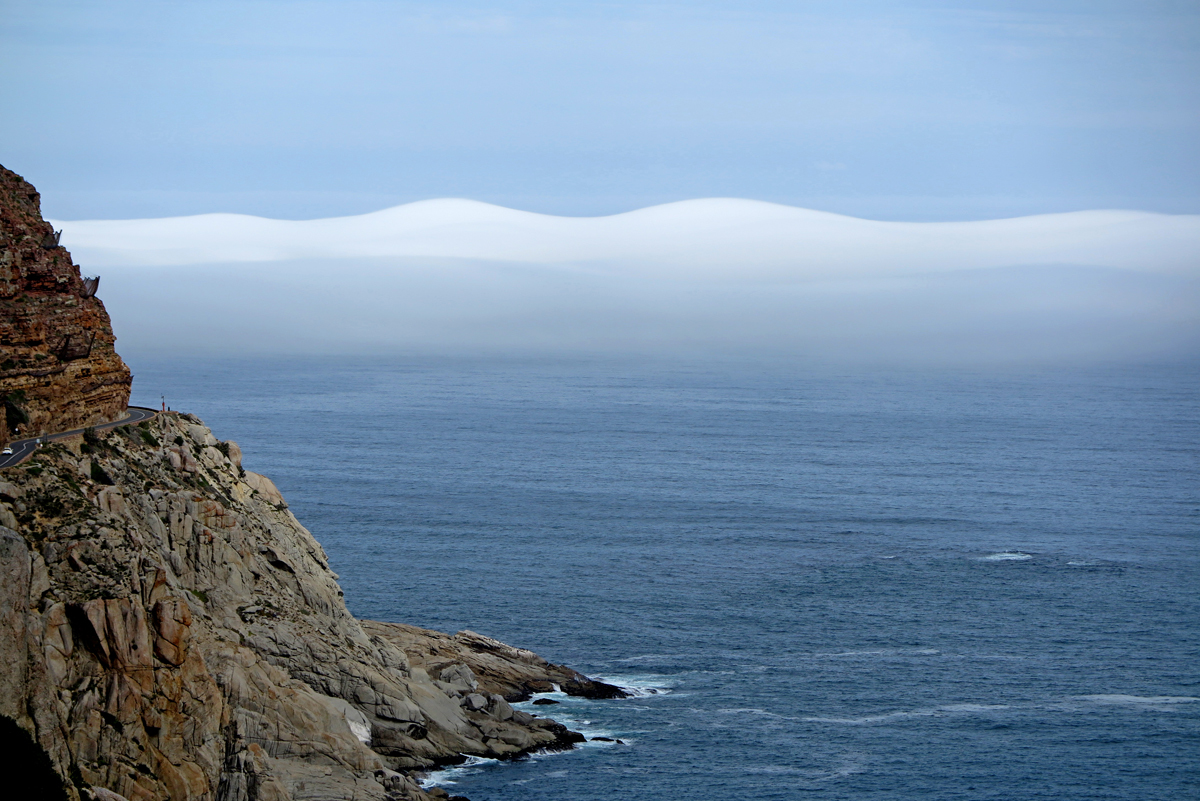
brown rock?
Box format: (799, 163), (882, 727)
(0, 165), (131, 448)
(152, 597), (192, 666)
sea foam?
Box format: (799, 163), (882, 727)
(979, 552), (1033, 561)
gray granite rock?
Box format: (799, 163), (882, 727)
(0, 413), (596, 800)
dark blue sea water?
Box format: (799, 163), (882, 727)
(130, 356), (1200, 801)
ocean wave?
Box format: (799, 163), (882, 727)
(746, 757), (866, 782)
(542, 712), (633, 748)
(513, 690), (642, 748)
(612, 653), (689, 664)
(805, 703), (1011, 725)
(804, 694), (1200, 726)
(594, 674), (675, 697)
(1074, 694), (1200, 707)
(418, 755), (500, 788)
(714, 707), (795, 720)
(979, 552), (1034, 561)
(806, 648), (941, 659)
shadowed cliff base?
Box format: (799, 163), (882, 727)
(0, 714), (71, 801)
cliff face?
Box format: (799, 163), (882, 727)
(0, 166), (131, 448)
(0, 413), (612, 801)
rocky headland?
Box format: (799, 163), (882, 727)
(0, 166), (131, 449)
(0, 166), (625, 801)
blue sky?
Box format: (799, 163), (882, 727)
(2, 0), (1197, 220)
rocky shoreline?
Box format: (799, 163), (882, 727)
(0, 163), (629, 800)
(0, 410), (626, 800)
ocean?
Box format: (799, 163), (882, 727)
(129, 355), (1199, 800)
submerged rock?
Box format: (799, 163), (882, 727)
(561, 678), (630, 699)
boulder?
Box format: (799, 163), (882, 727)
(243, 470), (286, 507)
(224, 440), (243, 469)
(438, 663), (479, 694)
(562, 678), (629, 699)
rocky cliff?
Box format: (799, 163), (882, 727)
(0, 165), (131, 448)
(0, 411), (623, 801)
(0, 167), (624, 800)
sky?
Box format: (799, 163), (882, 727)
(2, 0), (1199, 221)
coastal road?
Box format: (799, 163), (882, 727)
(0, 406), (158, 469)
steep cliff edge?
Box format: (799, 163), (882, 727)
(0, 167), (622, 800)
(0, 411), (616, 801)
(0, 166), (131, 448)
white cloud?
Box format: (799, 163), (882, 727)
(56, 199), (1200, 279)
(61, 199), (1200, 364)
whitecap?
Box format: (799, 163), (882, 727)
(513, 693), (636, 749)
(939, 703), (1011, 713)
(551, 715), (631, 748)
(979, 552), (1033, 561)
(419, 755), (500, 788)
(593, 674), (674, 697)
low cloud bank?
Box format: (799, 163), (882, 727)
(57, 200), (1200, 364)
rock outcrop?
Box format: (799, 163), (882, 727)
(0, 165), (131, 448)
(0, 412), (611, 801)
(364, 622), (628, 702)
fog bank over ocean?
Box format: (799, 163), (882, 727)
(57, 199), (1200, 364)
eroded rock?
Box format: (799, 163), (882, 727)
(0, 165), (131, 451)
(0, 412), (602, 800)
(0, 169), (609, 800)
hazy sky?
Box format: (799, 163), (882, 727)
(2, 1), (1198, 220)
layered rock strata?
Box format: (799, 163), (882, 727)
(0, 165), (131, 448)
(0, 412), (611, 801)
